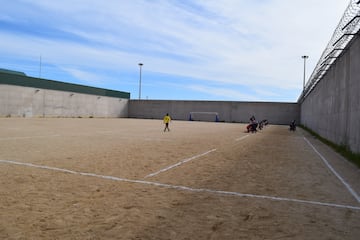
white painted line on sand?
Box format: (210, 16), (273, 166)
(304, 137), (360, 203)
(0, 159), (78, 174)
(145, 149), (217, 178)
(235, 135), (250, 141)
(1, 159), (359, 211)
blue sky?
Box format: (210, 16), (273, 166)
(0, 0), (350, 102)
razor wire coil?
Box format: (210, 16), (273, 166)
(299, 0), (360, 101)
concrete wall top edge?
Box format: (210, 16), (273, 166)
(131, 99), (298, 105)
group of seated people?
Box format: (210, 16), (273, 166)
(246, 116), (297, 132)
(246, 116), (268, 133)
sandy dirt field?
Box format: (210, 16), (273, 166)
(0, 118), (359, 239)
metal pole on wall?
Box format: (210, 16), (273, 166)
(39, 55), (45, 117)
(39, 55), (42, 79)
(301, 55), (308, 92)
(138, 63), (143, 99)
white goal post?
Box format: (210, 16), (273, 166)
(189, 112), (219, 122)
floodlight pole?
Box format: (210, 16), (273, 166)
(301, 55), (309, 91)
(138, 63), (143, 99)
(39, 55), (42, 79)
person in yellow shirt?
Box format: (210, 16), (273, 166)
(163, 113), (171, 132)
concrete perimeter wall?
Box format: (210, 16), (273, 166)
(0, 84), (128, 118)
(1, 80), (299, 124)
(129, 100), (299, 125)
(300, 34), (360, 153)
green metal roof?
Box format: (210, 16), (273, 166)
(0, 68), (26, 76)
(0, 70), (130, 99)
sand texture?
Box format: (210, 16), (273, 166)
(0, 118), (359, 239)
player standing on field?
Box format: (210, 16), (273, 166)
(163, 113), (171, 132)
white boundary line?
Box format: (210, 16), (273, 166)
(145, 149), (217, 178)
(235, 135), (250, 141)
(304, 137), (360, 203)
(0, 159), (359, 211)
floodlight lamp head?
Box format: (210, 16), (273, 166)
(302, 55), (309, 59)
(138, 63), (143, 66)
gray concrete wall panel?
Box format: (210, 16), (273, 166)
(129, 100), (299, 125)
(0, 84), (128, 118)
(301, 35), (360, 153)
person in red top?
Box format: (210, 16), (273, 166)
(246, 115), (258, 133)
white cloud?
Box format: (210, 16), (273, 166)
(187, 84), (258, 101)
(0, 0), (351, 100)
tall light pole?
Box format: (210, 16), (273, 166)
(39, 55), (42, 79)
(138, 63), (143, 99)
(301, 55), (309, 92)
